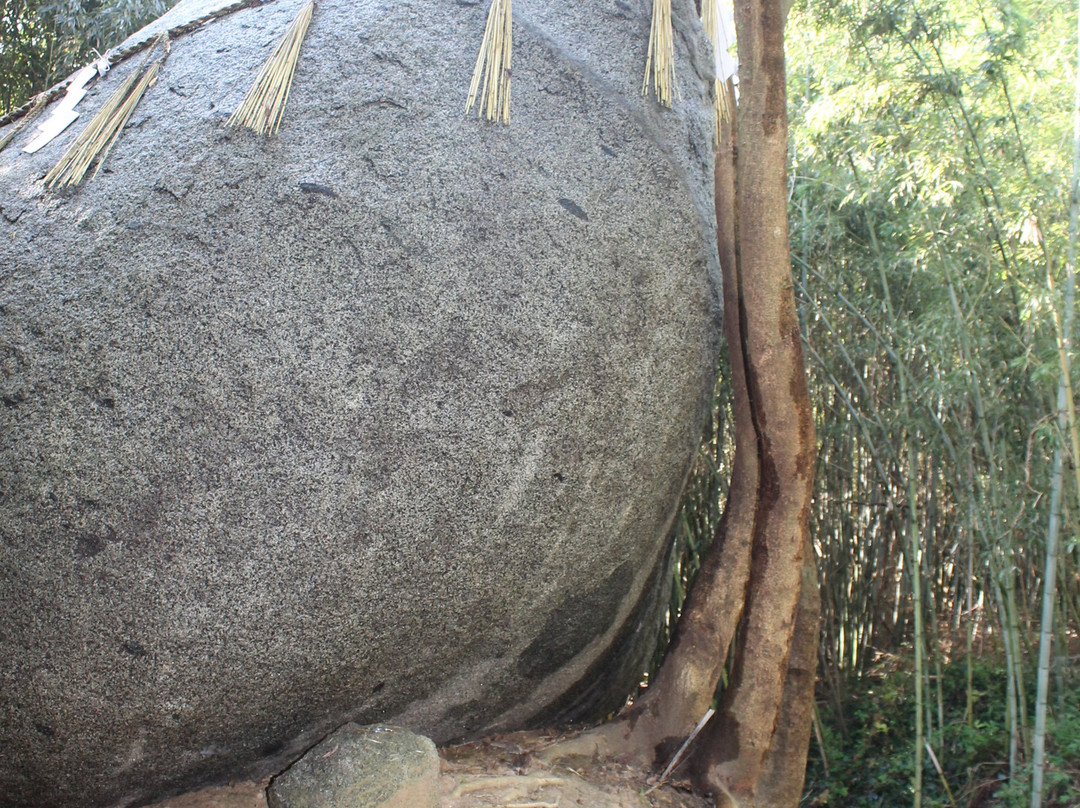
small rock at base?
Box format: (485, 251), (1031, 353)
(267, 724), (439, 808)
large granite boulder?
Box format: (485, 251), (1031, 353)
(0, 0), (720, 805)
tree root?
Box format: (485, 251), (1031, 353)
(532, 720), (633, 768)
(451, 774), (564, 798)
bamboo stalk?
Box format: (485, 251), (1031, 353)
(227, 0), (314, 135)
(860, 201), (926, 808)
(465, 0), (512, 124)
(965, 502), (976, 728)
(907, 443), (926, 808)
(1031, 7), (1080, 806)
(940, 261), (1028, 779)
(812, 700), (830, 778)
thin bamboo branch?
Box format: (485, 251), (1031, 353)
(925, 743), (958, 808)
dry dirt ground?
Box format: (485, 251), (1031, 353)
(149, 730), (715, 808)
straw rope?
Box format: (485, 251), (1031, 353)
(0, 93), (48, 154)
(643, 0), (678, 107)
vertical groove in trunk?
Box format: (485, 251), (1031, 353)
(693, 0), (818, 804)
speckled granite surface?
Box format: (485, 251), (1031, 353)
(0, 0), (720, 805)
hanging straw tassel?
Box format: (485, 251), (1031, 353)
(227, 0), (315, 135)
(44, 35), (169, 188)
(465, 0), (512, 124)
(701, 0), (737, 137)
(643, 0), (677, 107)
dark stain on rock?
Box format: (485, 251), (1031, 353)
(558, 198), (589, 222)
(440, 696), (510, 742)
(298, 182), (338, 199)
(1, 204), (26, 224)
(130, 490), (163, 539)
(120, 640), (149, 658)
(516, 560), (634, 679)
(152, 184), (182, 203)
(361, 97), (408, 111)
(75, 534), (107, 559)
(501, 371), (569, 415)
(374, 52), (409, 71)
(74, 525), (117, 560)
(530, 550), (669, 725)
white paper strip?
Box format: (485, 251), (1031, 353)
(23, 108), (80, 153)
(93, 52), (112, 78)
(710, 1), (737, 83)
(22, 62), (103, 154)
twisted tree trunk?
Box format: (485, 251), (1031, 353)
(543, 3), (818, 805)
(688, 2), (818, 804)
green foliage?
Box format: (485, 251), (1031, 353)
(0, 0), (178, 114)
(996, 688), (1080, 808)
(804, 658), (1080, 808)
(786, 0), (1080, 803)
(788, 0), (1078, 676)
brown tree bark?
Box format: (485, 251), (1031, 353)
(542, 3), (817, 805)
(688, 1), (819, 804)
(753, 541), (821, 808)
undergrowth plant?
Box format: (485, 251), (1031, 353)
(802, 656), (1080, 808)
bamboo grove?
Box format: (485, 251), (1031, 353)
(780, 0), (1078, 805)
(668, 0), (1076, 805)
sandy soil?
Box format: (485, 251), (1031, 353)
(439, 731), (712, 808)
(148, 730), (714, 808)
